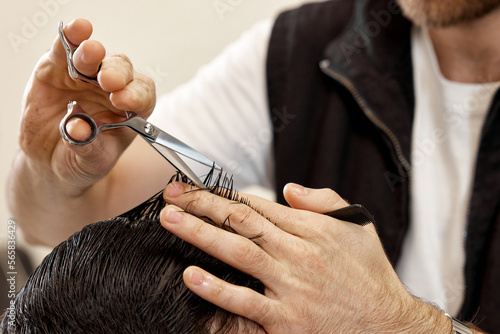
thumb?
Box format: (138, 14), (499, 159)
(60, 102), (133, 168)
(57, 122), (132, 183)
(283, 183), (349, 213)
(65, 117), (93, 143)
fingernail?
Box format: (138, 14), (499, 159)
(165, 182), (185, 198)
(163, 207), (184, 224)
(287, 183), (308, 196)
(187, 268), (205, 286)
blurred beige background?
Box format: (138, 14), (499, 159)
(0, 0), (315, 265)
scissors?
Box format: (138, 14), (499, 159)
(58, 21), (220, 189)
(58, 21), (376, 226)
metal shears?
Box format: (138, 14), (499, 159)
(58, 21), (219, 189)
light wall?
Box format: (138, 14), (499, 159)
(0, 0), (317, 264)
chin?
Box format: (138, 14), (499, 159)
(397, 0), (500, 27)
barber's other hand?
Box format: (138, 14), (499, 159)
(20, 18), (155, 194)
(161, 182), (451, 333)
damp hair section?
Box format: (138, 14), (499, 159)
(123, 166), (256, 229)
(0, 168), (265, 334)
(170, 166), (253, 207)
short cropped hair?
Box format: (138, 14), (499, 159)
(1, 173), (265, 334)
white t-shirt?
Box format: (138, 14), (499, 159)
(149, 19), (275, 192)
(396, 27), (500, 315)
(150, 19), (499, 315)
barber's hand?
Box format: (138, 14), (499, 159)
(21, 18), (155, 194)
(161, 182), (451, 333)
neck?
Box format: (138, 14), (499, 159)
(428, 7), (500, 83)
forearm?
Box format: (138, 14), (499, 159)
(8, 137), (176, 247)
(7, 151), (115, 246)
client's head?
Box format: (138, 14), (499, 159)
(1, 172), (265, 334)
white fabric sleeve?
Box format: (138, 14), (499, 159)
(149, 19), (274, 191)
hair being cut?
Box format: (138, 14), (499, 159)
(1, 170), (265, 334)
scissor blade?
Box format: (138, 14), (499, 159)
(155, 131), (221, 170)
(150, 142), (206, 189)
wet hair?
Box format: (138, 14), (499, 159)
(1, 171), (265, 334)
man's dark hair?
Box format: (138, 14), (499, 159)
(1, 172), (265, 334)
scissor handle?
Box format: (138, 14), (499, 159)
(59, 101), (100, 145)
(58, 21), (100, 86)
(60, 101), (147, 146)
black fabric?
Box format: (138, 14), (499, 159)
(266, 0), (500, 331)
(267, 0), (413, 268)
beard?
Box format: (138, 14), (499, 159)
(397, 0), (500, 27)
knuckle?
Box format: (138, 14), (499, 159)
(101, 54), (133, 81)
(112, 78), (155, 112)
(288, 240), (319, 264)
(134, 74), (156, 112)
(33, 58), (55, 83)
(230, 204), (255, 226)
(233, 241), (268, 269)
(321, 188), (347, 211)
(243, 298), (272, 324)
(123, 88), (143, 110)
(185, 189), (203, 208)
(190, 217), (208, 239)
(190, 222), (222, 253)
(136, 72), (155, 89)
(316, 220), (341, 243)
(208, 281), (225, 300)
(110, 53), (133, 68)
(304, 246), (329, 272)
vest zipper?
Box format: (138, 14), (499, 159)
(319, 59), (412, 177)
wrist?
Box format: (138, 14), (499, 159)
(396, 297), (485, 334)
(413, 300), (452, 333)
(445, 313), (473, 334)
(8, 151), (102, 246)
(387, 295), (452, 333)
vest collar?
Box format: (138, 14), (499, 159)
(320, 0), (414, 174)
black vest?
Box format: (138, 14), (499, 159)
(266, 0), (500, 330)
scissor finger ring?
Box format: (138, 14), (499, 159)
(60, 101), (135, 146)
(58, 21), (101, 86)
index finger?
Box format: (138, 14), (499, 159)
(161, 205), (279, 284)
(163, 181), (313, 237)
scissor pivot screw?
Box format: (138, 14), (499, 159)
(144, 123), (155, 135)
